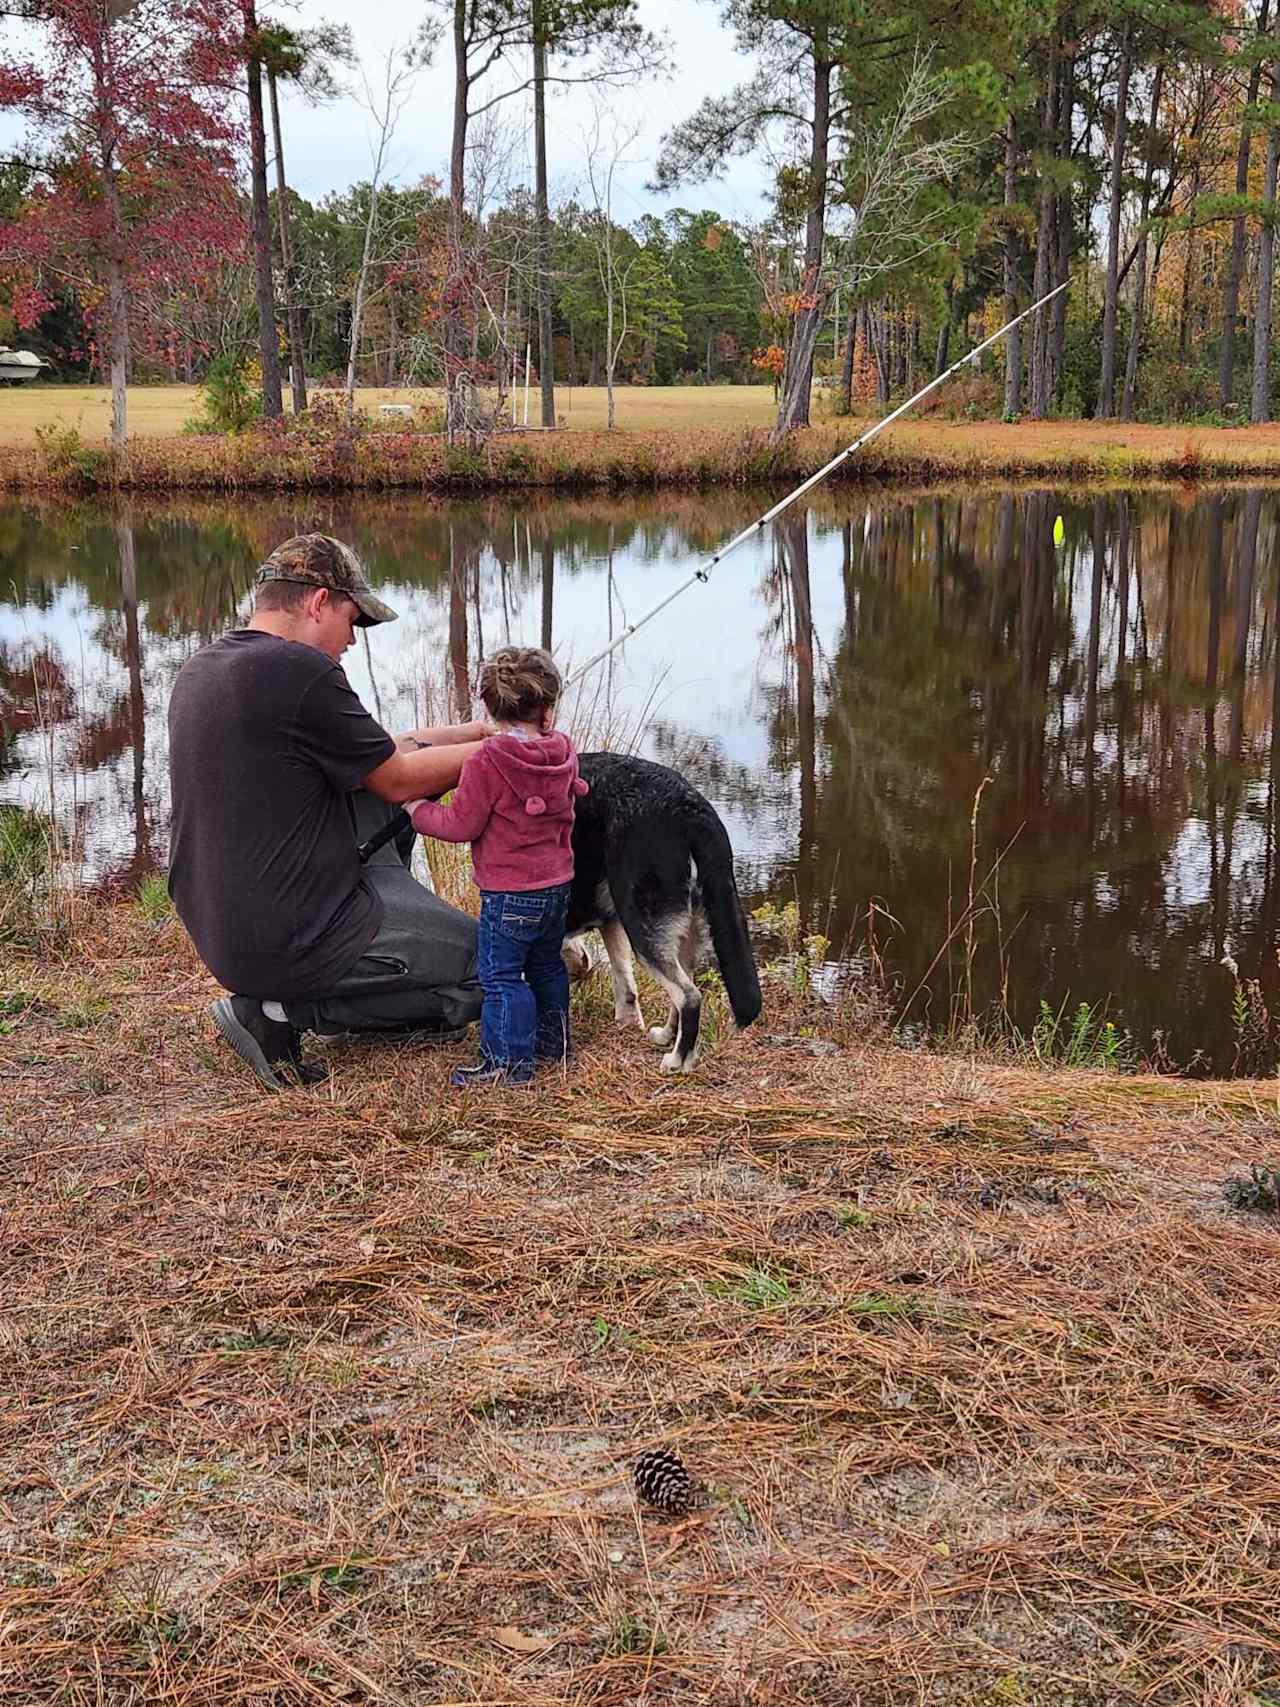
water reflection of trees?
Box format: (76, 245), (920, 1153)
(771, 489), (1280, 1066)
(9, 485), (1280, 1067)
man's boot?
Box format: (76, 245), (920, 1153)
(211, 996), (327, 1091)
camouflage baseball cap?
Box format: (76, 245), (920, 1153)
(254, 534), (398, 626)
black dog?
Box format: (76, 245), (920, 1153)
(565, 752), (762, 1072)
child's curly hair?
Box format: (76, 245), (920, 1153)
(478, 645), (562, 724)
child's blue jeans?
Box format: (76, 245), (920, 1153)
(476, 884), (571, 1078)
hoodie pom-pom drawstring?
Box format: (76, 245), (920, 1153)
(525, 795), (547, 816)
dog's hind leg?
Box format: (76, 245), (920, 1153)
(647, 918), (701, 1049)
(647, 1008), (678, 1048)
(601, 916), (645, 1030)
(623, 909), (701, 1073)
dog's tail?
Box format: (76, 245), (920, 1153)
(690, 811), (762, 1029)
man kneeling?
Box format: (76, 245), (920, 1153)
(167, 533), (488, 1090)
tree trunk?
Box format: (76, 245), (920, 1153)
(774, 45), (833, 435)
(532, 0), (555, 429)
(1029, 50), (1058, 419)
(100, 166), (129, 453)
(1254, 50), (1280, 421)
(1099, 27), (1132, 418)
(345, 176), (384, 417)
(841, 303), (857, 409)
(934, 278), (953, 378)
(267, 65), (307, 415)
(1178, 158), (1201, 360)
(1003, 113), (1022, 417)
(1121, 62), (1163, 420)
(1048, 54), (1074, 404)
(245, 4), (283, 420)
(1220, 0), (1270, 410)
(446, 0), (470, 441)
(605, 236), (616, 430)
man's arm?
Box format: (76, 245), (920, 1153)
(394, 718), (492, 751)
(364, 739), (485, 804)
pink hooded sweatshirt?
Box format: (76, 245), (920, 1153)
(409, 730), (589, 892)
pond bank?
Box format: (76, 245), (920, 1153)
(3, 896), (1279, 1704)
(12, 416), (1280, 492)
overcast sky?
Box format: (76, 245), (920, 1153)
(271, 0), (768, 223)
(0, 1), (768, 224)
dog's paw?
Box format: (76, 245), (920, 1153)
(660, 1048), (697, 1074)
(615, 996), (645, 1028)
(648, 1024), (675, 1046)
(562, 937), (597, 982)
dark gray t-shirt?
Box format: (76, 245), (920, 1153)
(167, 630), (396, 998)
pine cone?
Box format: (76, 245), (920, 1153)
(633, 1447), (699, 1514)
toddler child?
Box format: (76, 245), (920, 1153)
(410, 646), (587, 1088)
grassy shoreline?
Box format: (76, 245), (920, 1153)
(13, 410), (1280, 494)
(3, 894), (1280, 1704)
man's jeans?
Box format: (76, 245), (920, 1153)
(477, 884), (572, 1075)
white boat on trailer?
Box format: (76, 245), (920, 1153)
(0, 347), (47, 384)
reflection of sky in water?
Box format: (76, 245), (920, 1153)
(4, 517), (812, 884)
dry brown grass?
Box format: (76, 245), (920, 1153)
(0, 383), (776, 446)
(8, 386), (1280, 492)
(3, 898), (1280, 1706)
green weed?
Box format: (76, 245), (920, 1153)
(751, 899), (830, 995)
(1031, 997), (1130, 1070)
(848, 1291), (921, 1319)
(218, 1321), (291, 1353)
(718, 1264), (795, 1311)
(591, 1316), (640, 1352)
(1225, 965), (1275, 1075)
(836, 1205), (872, 1229)
(33, 421), (108, 485)
(605, 1612), (666, 1657)
(0, 990), (44, 1034)
(278, 1554), (372, 1594)
(55, 999), (109, 1030)
(134, 873), (172, 923)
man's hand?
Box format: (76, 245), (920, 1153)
(396, 718), (492, 750)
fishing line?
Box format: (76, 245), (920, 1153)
(357, 279), (1070, 865)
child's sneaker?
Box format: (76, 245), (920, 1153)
(450, 1060), (534, 1089)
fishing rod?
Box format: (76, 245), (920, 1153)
(356, 277), (1070, 866)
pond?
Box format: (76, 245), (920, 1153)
(3, 484), (1279, 1074)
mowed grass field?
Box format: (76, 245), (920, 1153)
(0, 382), (780, 444)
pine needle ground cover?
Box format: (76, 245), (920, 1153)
(3, 903), (1280, 1706)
